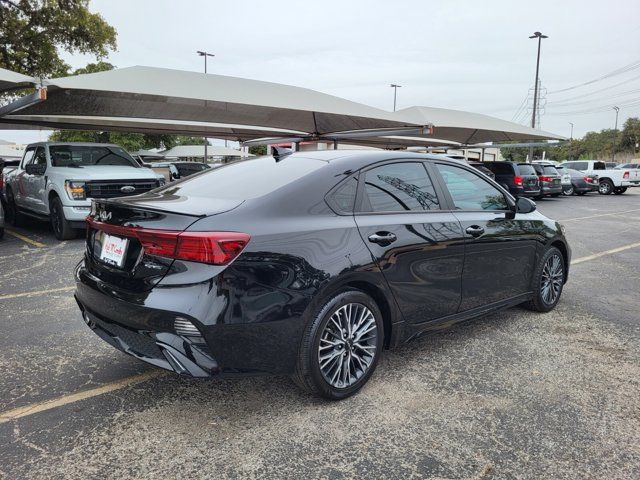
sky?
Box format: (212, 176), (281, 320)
(4, 0), (640, 145)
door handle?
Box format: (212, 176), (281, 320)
(465, 225), (485, 237)
(368, 232), (397, 246)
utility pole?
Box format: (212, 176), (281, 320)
(612, 106), (620, 162)
(528, 31), (548, 162)
(569, 122), (574, 140)
(390, 84), (402, 111)
(197, 50), (215, 162)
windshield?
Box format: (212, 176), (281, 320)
(50, 145), (139, 168)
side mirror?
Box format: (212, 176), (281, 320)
(516, 196), (536, 214)
(25, 163), (46, 175)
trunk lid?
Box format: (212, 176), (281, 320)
(85, 194), (244, 292)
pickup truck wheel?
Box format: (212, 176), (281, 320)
(523, 246), (565, 313)
(5, 188), (23, 227)
(613, 187), (627, 195)
(598, 179), (613, 195)
(50, 196), (74, 240)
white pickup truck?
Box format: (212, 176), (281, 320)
(562, 160), (640, 195)
(3, 142), (164, 240)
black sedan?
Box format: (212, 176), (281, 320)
(563, 168), (599, 195)
(75, 151), (570, 399)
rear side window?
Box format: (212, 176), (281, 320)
(593, 162), (606, 170)
(486, 162), (515, 175)
(167, 156), (324, 199)
(566, 161), (588, 171)
(360, 162), (439, 212)
(327, 177), (358, 213)
(436, 164), (509, 211)
(517, 164), (537, 175)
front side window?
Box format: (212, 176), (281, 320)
(33, 147), (47, 165)
(21, 148), (36, 168)
(360, 162), (439, 212)
(436, 163), (509, 211)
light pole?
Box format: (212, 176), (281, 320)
(197, 50), (215, 162)
(528, 31), (548, 162)
(569, 122), (574, 140)
(612, 106), (620, 162)
(390, 84), (402, 112)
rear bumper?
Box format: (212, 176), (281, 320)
(541, 184), (563, 195)
(513, 186), (541, 197)
(621, 180), (640, 187)
(74, 261), (304, 378)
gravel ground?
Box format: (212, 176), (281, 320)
(1, 191), (639, 479)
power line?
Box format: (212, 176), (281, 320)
(547, 74), (640, 104)
(548, 59), (640, 94)
(547, 87), (640, 108)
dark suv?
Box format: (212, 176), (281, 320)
(485, 162), (540, 198)
(530, 164), (563, 198)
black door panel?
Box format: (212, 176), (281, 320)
(355, 213), (465, 323)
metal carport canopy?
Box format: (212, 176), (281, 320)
(390, 106), (565, 144)
(0, 67), (37, 94)
(0, 66), (423, 140)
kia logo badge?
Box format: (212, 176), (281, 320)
(120, 185), (136, 194)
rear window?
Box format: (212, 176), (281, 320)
(166, 156), (324, 199)
(593, 162), (607, 170)
(486, 162), (515, 175)
(543, 166), (559, 175)
(516, 164), (536, 175)
(565, 161), (588, 171)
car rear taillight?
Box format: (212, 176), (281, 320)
(539, 175), (552, 182)
(623, 171), (630, 179)
(583, 177), (591, 182)
(514, 175), (523, 186)
(87, 218), (250, 265)
(0, 176), (3, 190)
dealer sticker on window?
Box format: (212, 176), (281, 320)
(99, 233), (129, 268)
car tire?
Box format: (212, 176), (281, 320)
(293, 290), (384, 400)
(598, 179), (614, 195)
(562, 186), (574, 196)
(523, 246), (565, 313)
(613, 187), (627, 195)
(50, 196), (75, 240)
(5, 188), (23, 227)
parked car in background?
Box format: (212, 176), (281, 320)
(562, 160), (640, 195)
(529, 163), (563, 198)
(485, 161), (541, 198)
(149, 161), (211, 182)
(614, 163), (640, 170)
(563, 168), (599, 195)
(75, 151), (570, 400)
(3, 142), (165, 240)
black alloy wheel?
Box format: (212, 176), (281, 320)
(50, 196), (75, 240)
(524, 246), (565, 312)
(294, 290), (384, 400)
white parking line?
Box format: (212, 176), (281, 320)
(571, 242), (640, 265)
(560, 208), (640, 222)
(0, 371), (164, 424)
(0, 286), (75, 301)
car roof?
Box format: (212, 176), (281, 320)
(26, 141), (125, 148)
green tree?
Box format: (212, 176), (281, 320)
(620, 118), (640, 156)
(0, 0), (117, 78)
(249, 145), (267, 156)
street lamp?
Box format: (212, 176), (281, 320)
(612, 106), (620, 162)
(197, 50), (215, 161)
(569, 122), (574, 140)
(528, 31), (548, 162)
(390, 84), (402, 112)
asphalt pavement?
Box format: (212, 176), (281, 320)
(1, 190), (639, 479)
